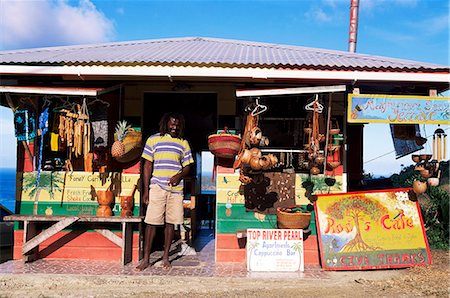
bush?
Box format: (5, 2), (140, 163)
(391, 161), (449, 249)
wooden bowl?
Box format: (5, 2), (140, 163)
(420, 154), (432, 162)
(329, 128), (340, 135)
(326, 161), (341, 170)
(411, 154), (421, 163)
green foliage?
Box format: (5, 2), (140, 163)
(424, 185), (449, 249)
(391, 165), (422, 187)
(390, 161), (449, 249)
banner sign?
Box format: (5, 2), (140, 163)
(246, 228), (304, 272)
(348, 94), (450, 124)
(314, 188), (432, 270)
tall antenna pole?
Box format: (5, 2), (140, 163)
(348, 0), (360, 53)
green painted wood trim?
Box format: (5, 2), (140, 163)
(216, 203), (317, 235)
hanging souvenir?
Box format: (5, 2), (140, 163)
(13, 110), (36, 141)
(36, 107), (49, 188)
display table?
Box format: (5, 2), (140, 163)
(4, 215), (143, 266)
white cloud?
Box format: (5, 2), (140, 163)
(322, 0), (341, 8)
(116, 7), (125, 15)
(406, 14), (449, 36)
(366, 27), (416, 44)
(304, 7), (333, 23)
(0, 0), (115, 50)
(361, 0), (419, 11)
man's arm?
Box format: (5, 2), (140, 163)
(168, 165), (191, 187)
(142, 159), (153, 204)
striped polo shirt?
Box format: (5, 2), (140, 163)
(142, 133), (194, 193)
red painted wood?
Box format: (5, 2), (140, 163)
(216, 249), (246, 262)
(22, 142), (34, 172)
(123, 161), (140, 174)
(215, 233), (320, 264)
(216, 234), (240, 249)
(13, 230), (139, 261)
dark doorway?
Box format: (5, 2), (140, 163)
(142, 92), (217, 154)
(142, 92), (218, 240)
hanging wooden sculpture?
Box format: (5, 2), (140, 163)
(304, 95), (325, 175)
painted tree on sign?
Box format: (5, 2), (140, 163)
(325, 195), (388, 252)
(22, 172), (64, 200)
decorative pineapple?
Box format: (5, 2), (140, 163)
(111, 120), (131, 157)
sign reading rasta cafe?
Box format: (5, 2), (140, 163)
(348, 94), (450, 124)
(314, 189), (432, 270)
(246, 228), (304, 272)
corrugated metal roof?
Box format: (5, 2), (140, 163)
(0, 37), (448, 72)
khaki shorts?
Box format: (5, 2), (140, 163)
(144, 184), (184, 225)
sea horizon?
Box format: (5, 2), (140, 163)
(0, 167), (16, 213)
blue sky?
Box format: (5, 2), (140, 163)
(0, 0), (449, 175)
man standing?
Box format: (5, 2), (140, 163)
(136, 112), (194, 271)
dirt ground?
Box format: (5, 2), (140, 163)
(0, 250), (448, 298)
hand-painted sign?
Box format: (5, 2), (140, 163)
(314, 188), (432, 270)
(19, 171), (140, 216)
(348, 94), (450, 124)
(246, 228), (304, 271)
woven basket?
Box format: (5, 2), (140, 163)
(208, 133), (241, 159)
(276, 207), (311, 229)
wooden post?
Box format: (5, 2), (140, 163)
(23, 220), (39, 262)
(122, 222), (133, 265)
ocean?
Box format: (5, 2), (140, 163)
(0, 168), (16, 213)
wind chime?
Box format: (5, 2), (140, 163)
(433, 126), (447, 162)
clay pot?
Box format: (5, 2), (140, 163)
(310, 166), (320, 175)
(97, 205), (113, 217)
(414, 164), (425, 171)
(420, 169), (432, 178)
(240, 149), (252, 164)
(412, 180), (427, 194)
(267, 154), (278, 167)
(250, 157), (262, 171)
(427, 177), (439, 187)
(259, 156), (272, 170)
(97, 190), (114, 206)
(411, 154), (421, 163)
(249, 148), (262, 159)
